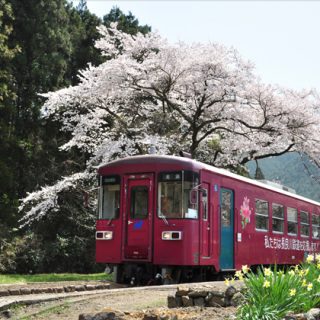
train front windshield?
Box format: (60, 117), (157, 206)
(158, 171), (199, 219)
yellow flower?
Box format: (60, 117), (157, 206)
(306, 254), (314, 263)
(264, 268), (272, 277)
(225, 278), (230, 286)
(263, 280), (271, 288)
(288, 270), (295, 276)
(242, 265), (249, 274)
(289, 289), (296, 296)
(302, 279), (307, 287)
(298, 270), (305, 277)
(235, 270), (243, 280)
(307, 283), (313, 291)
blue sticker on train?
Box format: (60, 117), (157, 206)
(134, 220), (143, 230)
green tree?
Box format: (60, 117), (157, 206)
(0, 0), (20, 231)
(67, 0), (103, 84)
(103, 6), (151, 35)
(0, 2), (152, 273)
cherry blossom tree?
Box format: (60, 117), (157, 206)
(19, 23), (320, 225)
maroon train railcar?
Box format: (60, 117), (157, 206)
(96, 155), (320, 283)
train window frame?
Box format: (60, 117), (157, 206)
(221, 190), (232, 227)
(130, 186), (149, 220)
(300, 211), (310, 237)
(312, 213), (320, 239)
(287, 207), (298, 236)
(99, 175), (121, 220)
(157, 171), (199, 219)
(272, 203), (284, 234)
(202, 189), (208, 221)
(255, 199), (269, 232)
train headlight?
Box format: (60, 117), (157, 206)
(161, 231), (182, 240)
(96, 231), (113, 240)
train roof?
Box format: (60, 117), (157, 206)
(99, 154), (320, 207)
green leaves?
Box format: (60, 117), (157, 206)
(237, 261), (320, 320)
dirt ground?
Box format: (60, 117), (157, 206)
(1, 282), (239, 320)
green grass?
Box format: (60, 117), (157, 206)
(0, 272), (111, 284)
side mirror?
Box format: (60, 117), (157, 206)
(189, 189), (198, 205)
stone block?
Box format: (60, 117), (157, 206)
(67, 285), (76, 292)
(175, 287), (190, 297)
(0, 290), (10, 297)
(85, 285), (96, 291)
(193, 297), (205, 307)
(0, 310), (12, 318)
(32, 288), (43, 294)
(142, 312), (158, 320)
(225, 286), (237, 298)
(188, 290), (208, 298)
(306, 308), (320, 320)
(207, 290), (224, 298)
(205, 293), (224, 307)
(230, 292), (245, 307)
(175, 296), (182, 307)
(20, 288), (32, 295)
(75, 285), (86, 291)
(167, 295), (177, 308)
(96, 284), (105, 290)
(283, 314), (310, 320)
(92, 311), (124, 320)
(181, 296), (193, 307)
(9, 289), (20, 295)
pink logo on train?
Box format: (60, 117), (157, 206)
(240, 196), (252, 229)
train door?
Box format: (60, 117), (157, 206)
(123, 174), (153, 261)
(220, 188), (234, 269)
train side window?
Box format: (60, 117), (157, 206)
(312, 214), (320, 239)
(221, 190), (231, 226)
(287, 207), (298, 235)
(255, 199), (269, 231)
(300, 211), (310, 237)
(202, 189), (208, 220)
(272, 203), (284, 233)
(130, 186), (148, 219)
(100, 175), (121, 220)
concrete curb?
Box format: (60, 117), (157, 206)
(0, 288), (112, 311)
(0, 283), (110, 298)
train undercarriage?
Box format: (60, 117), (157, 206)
(106, 263), (229, 286)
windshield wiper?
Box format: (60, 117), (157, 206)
(107, 215), (115, 225)
(159, 214), (169, 225)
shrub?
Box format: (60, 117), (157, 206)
(231, 256), (320, 320)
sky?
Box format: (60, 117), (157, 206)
(73, 1), (320, 91)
